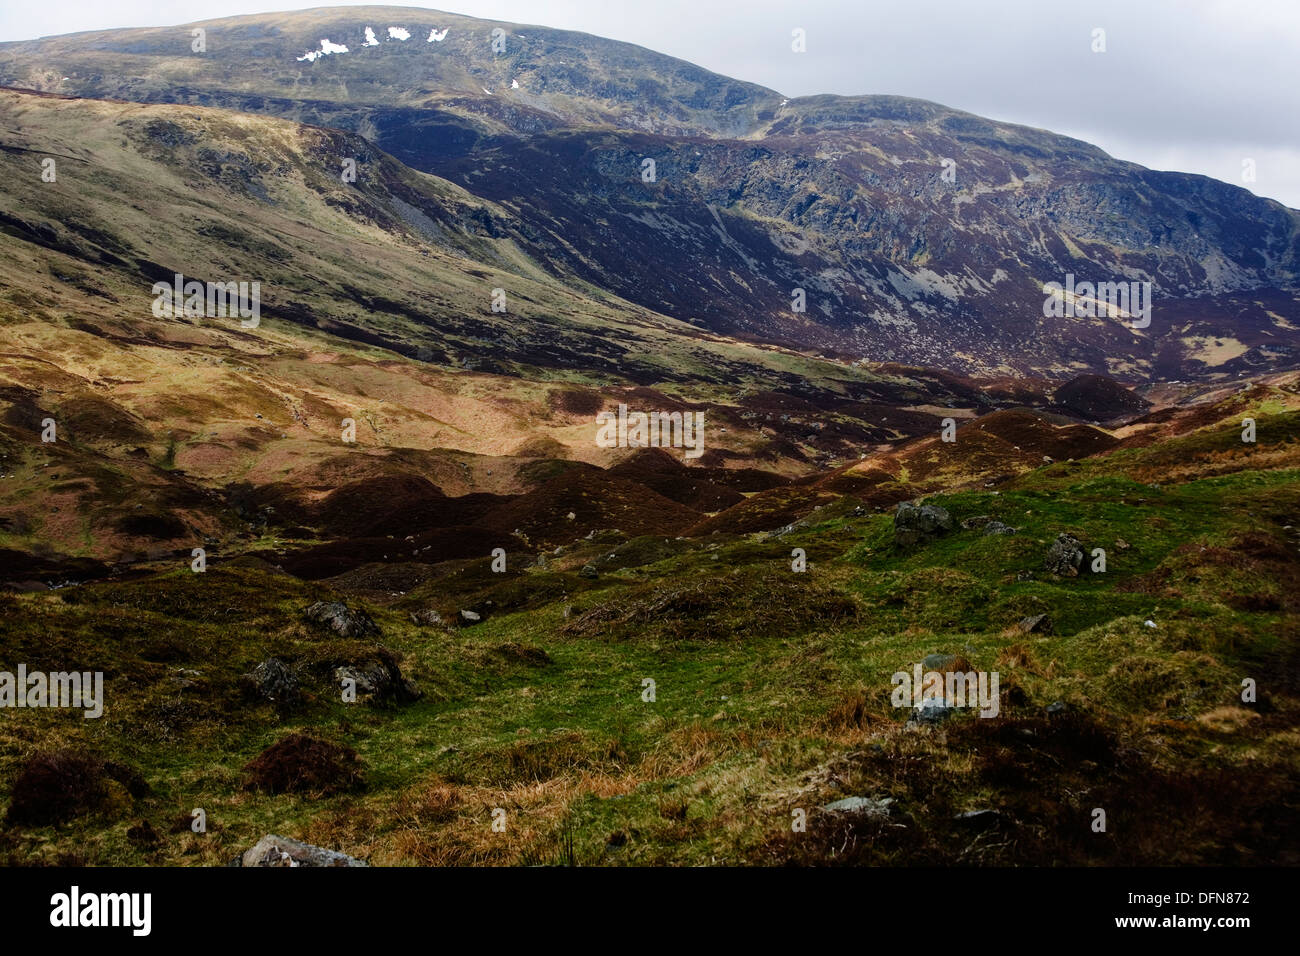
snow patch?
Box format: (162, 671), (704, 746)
(387, 27), (410, 41)
(511, 79), (519, 89)
(427, 28), (448, 42)
(363, 27), (379, 46)
(297, 38), (349, 62)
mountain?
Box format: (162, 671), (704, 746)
(1, 6), (1298, 872)
(1, 86), (1084, 564)
(3, 5), (1298, 380)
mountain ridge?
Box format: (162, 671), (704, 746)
(3, 6), (1296, 381)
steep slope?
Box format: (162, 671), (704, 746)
(0, 89), (1075, 565)
(2, 6), (1297, 379)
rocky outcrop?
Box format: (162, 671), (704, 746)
(1044, 533), (1087, 576)
(303, 601), (379, 639)
(238, 834), (367, 867)
(894, 502), (954, 547)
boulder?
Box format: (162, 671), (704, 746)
(954, 809), (1003, 829)
(1017, 613), (1053, 634)
(334, 655), (421, 705)
(458, 609), (482, 625)
(820, 795), (894, 817)
(1044, 533), (1086, 576)
(303, 601), (379, 639)
(906, 696), (953, 728)
(579, 564), (599, 579)
(239, 834), (367, 868)
(409, 608), (443, 627)
(983, 521), (1017, 536)
(247, 658), (300, 707)
(894, 501), (954, 547)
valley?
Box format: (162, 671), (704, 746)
(0, 6), (1295, 869)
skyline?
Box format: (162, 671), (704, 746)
(1, 1), (1297, 209)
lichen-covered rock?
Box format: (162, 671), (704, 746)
(334, 654), (421, 705)
(239, 834), (367, 867)
(1044, 533), (1086, 576)
(304, 601), (379, 638)
(1018, 613), (1053, 634)
(247, 657), (300, 708)
(894, 502), (954, 547)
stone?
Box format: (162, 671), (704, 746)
(303, 601), (379, 639)
(1044, 533), (1086, 576)
(983, 521), (1017, 536)
(894, 501), (954, 547)
(1017, 613), (1053, 634)
(248, 658), (300, 706)
(239, 834), (367, 868)
(906, 696), (953, 728)
(409, 608), (443, 626)
(579, 564), (599, 579)
(458, 609), (482, 625)
(334, 655), (420, 705)
(820, 796), (894, 817)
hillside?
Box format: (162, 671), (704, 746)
(0, 6), (1296, 871)
(1, 6), (1297, 379)
(1, 371), (1297, 866)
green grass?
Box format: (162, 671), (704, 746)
(1, 438), (1298, 866)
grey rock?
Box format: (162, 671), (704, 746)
(334, 655), (420, 705)
(458, 609), (482, 624)
(894, 501), (954, 547)
(248, 658), (299, 707)
(1018, 613), (1053, 634)
(304, 601), (379, 639)
(239, 834), (367, 868)
(1046, 700), (1067, 715)
(983, 521), (1017, 536)
(820, 795), (894, 817)
(1044, 533), (1086, 576)
(579, 564), (599, 579)
(906, 696), (953, 728)
(409, 608), (443, 627)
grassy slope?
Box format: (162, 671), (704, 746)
(0, 89), (992, 560)
(1, 391), (1296, 866)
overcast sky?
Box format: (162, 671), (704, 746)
(4, 0), (1298, 208)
